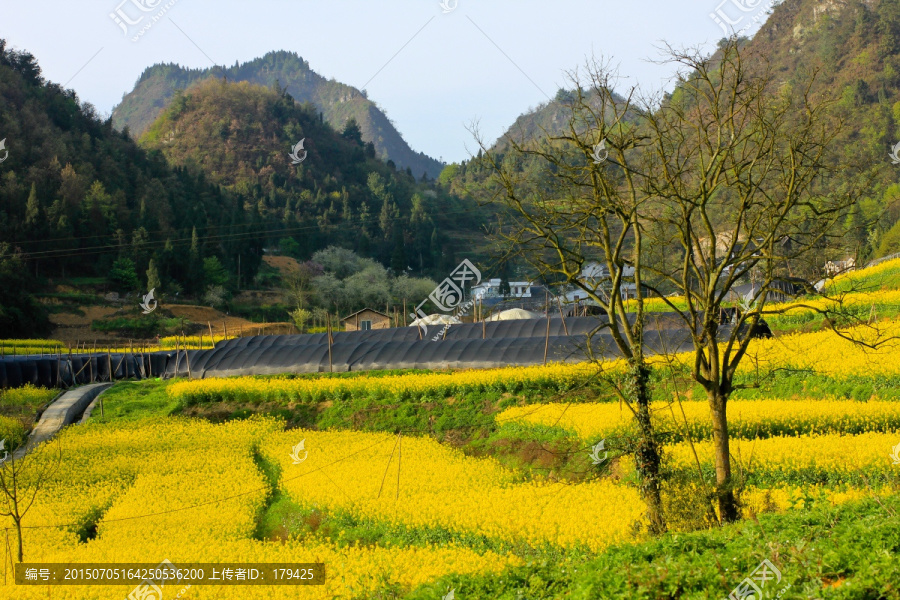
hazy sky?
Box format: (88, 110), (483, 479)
(0, 0), (769, 163)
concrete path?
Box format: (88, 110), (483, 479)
(13, 383), (112, 459)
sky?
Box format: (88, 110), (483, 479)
(0, 0), (771, 163)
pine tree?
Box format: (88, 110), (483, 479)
(24, 183), (40, 227)
(146, 258), (161, 291)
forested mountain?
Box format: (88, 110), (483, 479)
(0, 39), (480, 336)
(493, 87), (628, 151)
(736, 0), (900, 259)
(0, 38), (262, 334)
(112, 52), (444, 179)
(439, 87), (629, 202)
(138, 76), (479, 274)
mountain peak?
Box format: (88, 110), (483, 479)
(113, 51), (441, 178)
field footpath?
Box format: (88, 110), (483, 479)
(14, 383), (112, 459)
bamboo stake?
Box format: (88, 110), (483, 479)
(174, 338), (181, 379)
(326, 314), (334, 373)
(223, 320), (228, 340)
(556, 296), (569, 335)
(107, 347), (113, 383)
(543, 305), (551, 365)
(184, 333), (192, 379)
(72, 356), (91, 383)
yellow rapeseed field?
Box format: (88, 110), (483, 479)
(167, 361), (611, 405)
(765, 288), (900, 316)
(824, 257), (900, 292)
(497, 399), (900, 441)
(0, 418), (520, 600)
(262, 429), (644, 553)
(665, 431), (900, 478)
(739, 318), (900, 377)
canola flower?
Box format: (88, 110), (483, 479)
(739, 318), (900, 378)
(0, 418), (520, 600)
(263, 429), (644, 553)
(824, 257), (900, 293)
(0, 384), (57, 409)
(168, 362), (614, 405)
(765, 288), (900, 315)
(497, 399), (900, 442)
(739, 484), (876, 514)
(0, 414), (25, 447)
(663, 431), (900, 483)
(0, 339), (65, 348)
(160, 334), (235, 350)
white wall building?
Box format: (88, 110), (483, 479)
(472, 279), (536, 300)
(563, 262), (637, 303)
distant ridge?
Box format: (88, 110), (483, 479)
(112, 51), (444, 178)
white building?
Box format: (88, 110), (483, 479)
(824, 258), (856, 277)
(563, 262), (637, 303)
(472, 279), (536, 300)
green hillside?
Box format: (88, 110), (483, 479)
(139, 77), (482, 273)
(739, 0), (900, 260)
(0, 39), (259, 335)
(112, 51), (444, 179)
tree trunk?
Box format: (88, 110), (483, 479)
(709, 392), (739, 522)
(14, 518), (23, 562)
(629, 362), (666, 534)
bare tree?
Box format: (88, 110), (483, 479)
(476, 60), (668, 534)
(638, 40), (866, 521)
(0, 441), (61, 562)
(478, 39), (869, 529)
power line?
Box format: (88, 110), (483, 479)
(16, 206), (483, 262)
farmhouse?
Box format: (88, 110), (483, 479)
(342, 308), (391, 332)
